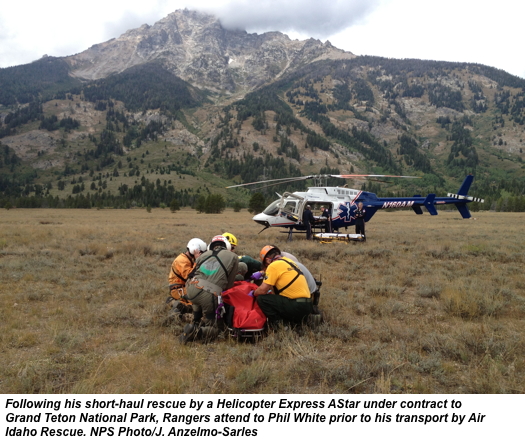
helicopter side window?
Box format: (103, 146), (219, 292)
(282, 201), (297, 213)
(262, 200), (280, 216)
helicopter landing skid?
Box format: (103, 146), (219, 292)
(278, 227), (306, 242)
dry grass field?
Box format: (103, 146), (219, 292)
(1, 208), (524, 394)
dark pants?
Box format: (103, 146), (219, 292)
(355, 222), (365, 238)
(257, 294), (313, 326)
(305, 222), (313, 240)
(324, 219), (331, 233)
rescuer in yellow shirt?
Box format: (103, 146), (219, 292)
(253, 245), (313, 327)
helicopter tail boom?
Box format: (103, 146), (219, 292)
(375, 175), (483, 219)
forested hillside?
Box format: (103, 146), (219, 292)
(1, 55), (525, 211)
(0, 57), (81, 106)
(201, 57), (525, 209)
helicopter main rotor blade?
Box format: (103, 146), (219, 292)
(226, 175), (313, 189)
(241, 180), (309, 191)
(226, 173), (421, 189)
(331, 174), (421, 179)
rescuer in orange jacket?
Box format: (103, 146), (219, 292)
(166, 238), (207, 319)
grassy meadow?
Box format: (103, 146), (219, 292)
(0, 207), (524, 394)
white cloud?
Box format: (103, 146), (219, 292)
(197, 0), (380, 37)
(330, 0), (525, 78)
(0, 0), (523, 78)
(0, 0), (181, 67)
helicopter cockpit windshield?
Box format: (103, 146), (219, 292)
(262, 200), (280, 216)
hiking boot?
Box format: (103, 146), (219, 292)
(307, 313), (323, 329)
(200, 326), (219, 343)
(179, 323), (201, 344)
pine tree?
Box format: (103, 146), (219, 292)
(170, 198), (180, 212)
(248, 192), (266, 214)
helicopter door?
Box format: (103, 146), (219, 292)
(282, 200), (298, 213)
(279, 192), (304, 222)
(296, 200), (311, 222)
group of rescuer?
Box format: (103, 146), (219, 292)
(166, 232), (320, 344)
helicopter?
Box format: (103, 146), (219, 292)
(227, 174), (484, 240)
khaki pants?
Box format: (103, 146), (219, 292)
(186, 284), (218, 322)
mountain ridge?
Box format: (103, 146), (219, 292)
(66, 9), (355, 92)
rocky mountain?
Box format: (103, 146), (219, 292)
(1, 9), (525, 211)
(66, 9), (354, 93)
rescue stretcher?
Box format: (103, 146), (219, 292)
(314, 232), (365, 243)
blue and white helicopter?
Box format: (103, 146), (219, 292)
(228, 174), (484, 241)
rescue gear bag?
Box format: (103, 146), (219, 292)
(222, 281), (267, 330)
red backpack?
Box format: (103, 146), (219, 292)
(221, 281), (266, 330)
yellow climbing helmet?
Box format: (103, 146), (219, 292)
(223, 232), (238, 247)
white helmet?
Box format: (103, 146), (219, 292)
(187, 238), (207, 256)
(208, 235), (231, 251)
